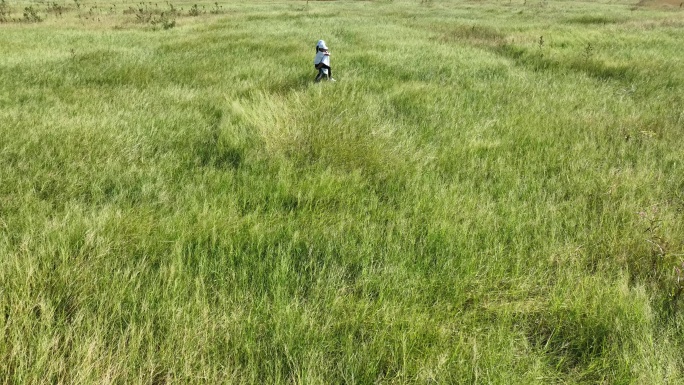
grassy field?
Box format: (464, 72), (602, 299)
(1, 0), (684, 383)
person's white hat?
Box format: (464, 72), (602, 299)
(316, 40), (328, 50)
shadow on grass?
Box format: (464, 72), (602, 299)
(520, 307), (630, 382)
(266, 75), (318, 95)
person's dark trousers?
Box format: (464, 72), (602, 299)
(314, 63), (332, 81)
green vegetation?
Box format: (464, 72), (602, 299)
(1, 0), (683, 383)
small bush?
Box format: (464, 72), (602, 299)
(22, 6), (42, 22)
(0, 0), (11, 22)
(188, 4), (201, 16)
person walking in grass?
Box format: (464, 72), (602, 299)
(314, 40), (335, 82)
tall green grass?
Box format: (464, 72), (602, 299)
(1, 0), (683, 383)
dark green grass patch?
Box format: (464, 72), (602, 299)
(565, 15), (623, 25)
